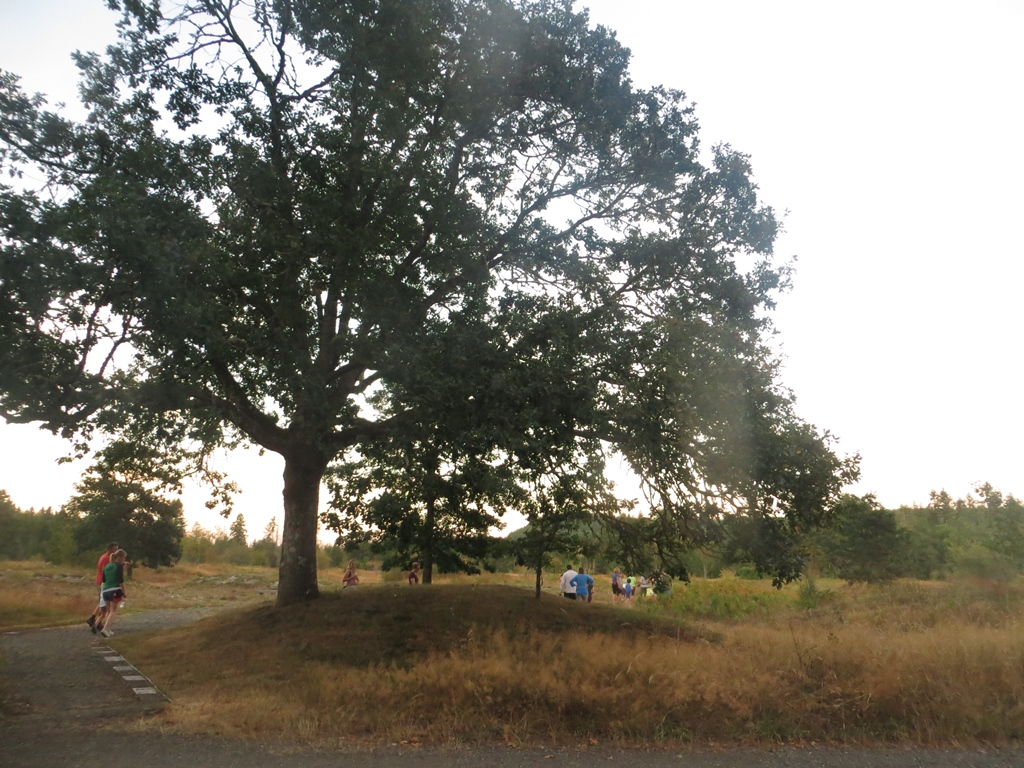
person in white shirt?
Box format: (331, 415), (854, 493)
(559, 564), (578, 600)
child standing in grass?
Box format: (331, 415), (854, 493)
(611, 568), (624, 603)
(342, 560), (360, 588)
(98, 549), (128, 638)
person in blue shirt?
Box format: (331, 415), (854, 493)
(571, 567), (595, 604)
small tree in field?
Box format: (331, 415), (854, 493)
(68, 443), (186, 568)
(252, 518), (281, 568)
(511, 467), (609, 599)
(229, 514), (249, 546)
(813, 495), (908, 584)
(181, 523), (217, 564)
(1, 0), (853, 605)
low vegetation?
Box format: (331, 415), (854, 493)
(7, 560), (1020, 748)
(0, 563), (98, 632)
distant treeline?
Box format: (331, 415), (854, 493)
(0, 491), (351, 571)
(686, 484), (1024, 584)
(0, 493), (74, 563)
(3, 484), (1023, 583)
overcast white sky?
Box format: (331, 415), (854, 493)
(0, 0), (1021, 538)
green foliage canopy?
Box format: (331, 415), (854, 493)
(1, 0), (853, 605)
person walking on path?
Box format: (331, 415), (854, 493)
(342, 560), (360, 588)
(559, 564), (578, 600)
(98, 549), (128, 637)
(571, 567), (594, 604)
(87, 542), (118, 633)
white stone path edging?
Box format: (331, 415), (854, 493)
(94, 646), (169, 701)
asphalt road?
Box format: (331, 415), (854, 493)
(2, 610), (1022, 768)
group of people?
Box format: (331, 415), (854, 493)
(340, 560), (422, 587)
(560, 564), (655, 603)
(558, 564), (595, 602)
(327, 558), (658, 599)
(85, 542), (129, 638)
(611, 567), (655, 602)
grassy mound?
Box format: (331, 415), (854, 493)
(116, 584), (711, 746)
(251, 584), (707, 667)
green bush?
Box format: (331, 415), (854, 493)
(733, 565), (761, 580)
(666, 579), (789, 620)
(796, 578), (836, 610)
(951, 543), (1018, 580)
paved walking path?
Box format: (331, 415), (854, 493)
(2, 610), (1023, 768)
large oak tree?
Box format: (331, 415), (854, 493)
(0, 0), (854, 606)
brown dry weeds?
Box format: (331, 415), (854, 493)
(113, 577), (1024, 748)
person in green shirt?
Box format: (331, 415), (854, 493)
(86, 542), (118, 633)
(98, 549), (128, 638)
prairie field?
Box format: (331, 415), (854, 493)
(3, 560), (1024, 747)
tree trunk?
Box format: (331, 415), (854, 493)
(277, 450), (329, 607)
(422, 496), (435, 584)
(534, 557), (542, 599)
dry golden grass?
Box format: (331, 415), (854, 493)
(7, 560), (1024, 747)
(111, 573), (1024, 748)
(115, 584), (707, 747)
(0, 560), (100, 631)
(0, 559), (278, 631)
